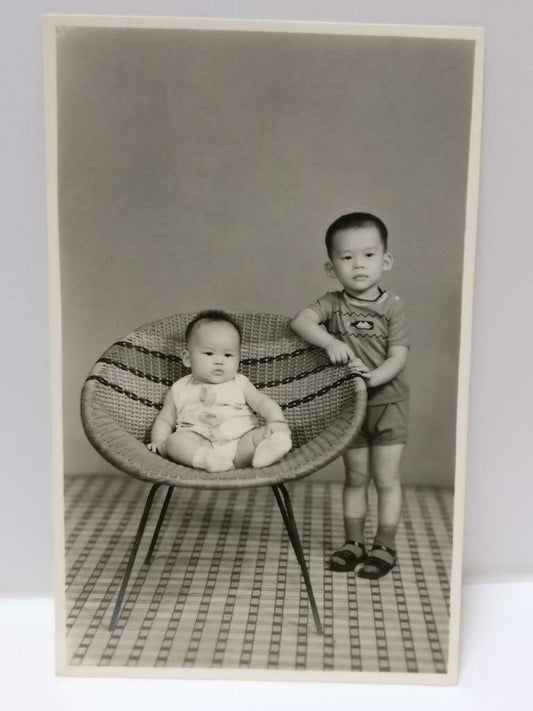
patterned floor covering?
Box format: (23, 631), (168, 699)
(64, 474), (453, 674)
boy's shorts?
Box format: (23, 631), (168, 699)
(350, 399), (409, 449)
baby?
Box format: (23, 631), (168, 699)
(148, 310), (292, 472)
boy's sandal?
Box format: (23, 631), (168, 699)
(329, 542), (367, 572)
(358, 543), (397, 580)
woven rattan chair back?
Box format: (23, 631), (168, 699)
(82, 312), (367, 489)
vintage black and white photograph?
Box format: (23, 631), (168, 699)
(44, 15), (483, 682)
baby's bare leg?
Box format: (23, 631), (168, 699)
(233, 427), (268, 469)
(233, 425), (292, 469)
(164, 430), (209, 466)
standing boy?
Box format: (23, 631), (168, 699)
(291, 213), (409, 578)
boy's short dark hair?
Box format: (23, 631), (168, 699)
(185, 310), (242, 344)
(325, 212), (388, 257)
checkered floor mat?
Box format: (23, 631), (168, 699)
(64, 475), (453, 673)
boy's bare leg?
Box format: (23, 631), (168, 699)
(362, 443), (404, 573)
(164, 430), (210, 466)
(343, 447), (371, 538)
(330, 447), (370, 569)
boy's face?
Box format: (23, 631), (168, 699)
(326, 225), (392, 299)
(182, 320), (240, 384)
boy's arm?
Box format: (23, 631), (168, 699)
(362, 345), (408, 388)
(242, 379), (289, 432)
(291, 307), (337, 349)
(362, 296), (409, 387)
(291, 307), (368, 372)
(148, 391), (176, 453)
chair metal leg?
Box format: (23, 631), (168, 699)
(272, 484), (323, 635)
(144, 486), (173, 565)
(109, 483), (161, 632)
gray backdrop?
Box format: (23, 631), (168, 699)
(58, 27), (474, 487)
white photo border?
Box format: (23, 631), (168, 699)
(44, 13), (485, 684)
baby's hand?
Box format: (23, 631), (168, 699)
(147, 441), (167, 456)
(325, 340), (355, 365)
(347, 359), (371, 379)
(267, 421), (291, 435)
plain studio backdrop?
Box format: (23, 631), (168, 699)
(58, 26), (474, 487)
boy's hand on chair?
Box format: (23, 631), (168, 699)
(324, 339), (370, 378)
(347, 358), (371, 379)
(325, 340), (356, 365)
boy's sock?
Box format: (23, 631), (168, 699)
(374, 524), (397, 551)
(345, 517), (365, 544)
(252, 430), (292, 468)
(329, 518), (366, 566)
(358, 525), (398, 577)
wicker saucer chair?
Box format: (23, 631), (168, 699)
(81, 312), (367, 634)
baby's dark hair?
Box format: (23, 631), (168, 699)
(185, 310), (242, 344)
(325, 212), (388, 257)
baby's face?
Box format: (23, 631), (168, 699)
(182, 320), (240, 384)
(327, 225), (392, 299)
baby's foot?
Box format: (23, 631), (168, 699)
(203, 448), (235, 473)
(252, 431), (292, 468)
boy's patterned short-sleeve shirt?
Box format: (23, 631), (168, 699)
(307, 289), (409, 406)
